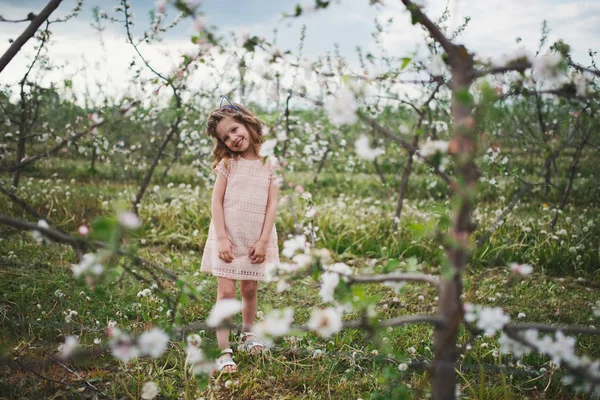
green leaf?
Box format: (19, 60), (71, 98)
(294, 4), (302, 17)
(407, 222), (426, 239)
(400, 57), (411, 70)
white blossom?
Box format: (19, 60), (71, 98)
(254, 307), (294, 339)
(206, 299), (241, 327)
(118, 211), (142, 229)
(138, 328), (170, 358)
(499, 330), (535, 358)
(141, 381), (159, 399)
(259, 139), (278, 157)
(282, 235), (307, 258)
(308, 307), (343, 338)
(319, 272), (340, 303)
(532, 52), (564, 79)
(398, 362), (409, 371)
(185, 345), (214, 375)
(476, 307), (510, 336)
(58, 335), (79, 359)
(354, 135), (384, 161)
(71, 253), (104, 279)
(509, 263), (533, 276)
(31, 219), (50, 244)
(325, 86), (358, 126)
(419, 139), (449, 157)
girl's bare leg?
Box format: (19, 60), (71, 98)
(216, 277), (237, 371)
(240, 280), (258, 332)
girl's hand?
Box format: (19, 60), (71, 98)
(249, 240), (267, 264)
(217, 238), (234, 263)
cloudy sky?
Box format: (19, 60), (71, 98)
(1, 0), (599, 105)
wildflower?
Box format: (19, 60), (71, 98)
(308, 307), (343, 338)
(137, 328), (170, 358)
(141, 381), (159, 399)
(312, 349), (323, 358)
(354, 135), (385, 161)
(324, 86), (358, 126)
(398, 363), (408, 371)
(206, 299), (241, 327)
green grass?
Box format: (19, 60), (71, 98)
(0, 159), (599, 399)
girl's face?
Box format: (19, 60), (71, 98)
(216, 116), (254, 155)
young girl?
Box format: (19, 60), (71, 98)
(200, 99), (280, 373)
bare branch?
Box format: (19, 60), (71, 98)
(357, 111), (456, 189)
(474, 61), (532, 78)
(505, 323), (600, 336)
(400, 0), (455, 56)
(347, 272), (440, 289)
(0, 0), (63, 74)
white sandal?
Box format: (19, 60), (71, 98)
(239, 332), (266, 354)
(216, 348), (237, 373)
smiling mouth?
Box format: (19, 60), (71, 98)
(234, 138), (243, 147)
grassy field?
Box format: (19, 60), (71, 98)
(0, 157), (599, 399)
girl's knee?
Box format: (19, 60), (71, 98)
(240, 281), (258, 299)
(217, 278), (236, 299)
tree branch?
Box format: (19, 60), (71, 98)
(0, 0), (63, 74)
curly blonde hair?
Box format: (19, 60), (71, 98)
(206, 103), (265, 171)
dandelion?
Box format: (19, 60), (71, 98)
(206, 299), (241, 327)
(398, 363), (409, 371)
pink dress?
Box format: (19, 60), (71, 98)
(200, 155), (279, 281)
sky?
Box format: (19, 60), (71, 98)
(0, 0), (599, 107)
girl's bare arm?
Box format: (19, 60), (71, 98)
(258, 180), (279, 243)
(211, 173), (228, 240)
